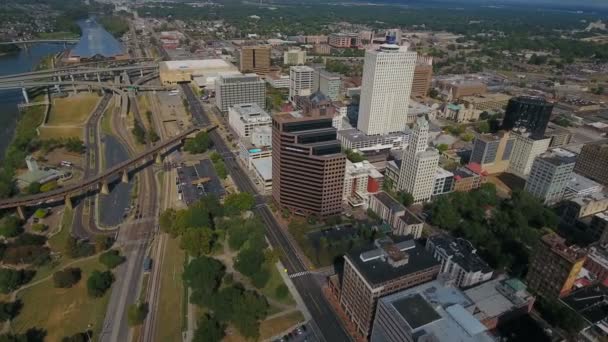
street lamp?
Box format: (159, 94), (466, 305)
(86, 323), (93, 342)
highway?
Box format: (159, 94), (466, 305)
(180, 84), (352, 342)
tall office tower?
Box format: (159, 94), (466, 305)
(271, 114), (346, 217)
(526, 233), (586, 300)
(470, 131), (514, 174)
(507, 132), (551, 178)
(283, 47), (306, 65)
(289, 65), (315, 105)
(240, 45), (271, 74)
(215, 74), (266, 112)
(397, 117), (439, 203)
(574, 139), (608, 186)
(524, 149), (577, 205)
(338, 236), (441, 337)
(502, 96), (553, 139)
(357, 40), (417, 135)
(317, 69), (341, 101)
(411, 55), (433, 98)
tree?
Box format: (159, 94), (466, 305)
(223, 193), (255, 216)
(344, 149), (365, 163)
(87, 270), (114, 298)
(0, 301), (21, 322)
(33, 209), (47, 219)
(159, 208), (177, 236)
(193, 315), (225, 342)
(132, 120), (147, 144)
(397, 192), (414, 207)
(39, 181), (58, 193)
(210, 152), (222, 163)
(65, 236), (94, 259)
(235, 247), (267, 287)
(61, 331), (91, 342)
(436, 144), (449, 153)
(0, 216), (22, 238)
(99, 250), (126, 269)
(53, 268), (81, 288)
(0, 269), (32, 294)
(476, 121), (490, 133)
(127, 302), (149, 326)
(148, 129), (160, 143)
(182, 256), (225, 296)
(461, 132), (475, 142)
(26, 182), (41, 195)
(184, 132), (212, 154)
(180, 227), (215, 256)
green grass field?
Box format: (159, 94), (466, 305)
(48, 94), (100, 126)
(13, 257), (111, 342)
(38, 126), (84, 140)
(261, 263), (296, 306)
(154, 236), (187, 342)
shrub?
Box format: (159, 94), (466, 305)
(0, 216), (22, 238)
(99, 250), (126, 269)
(33, 209), (47, 219)
(127, 302), (149, 326)
(39, 181), (58, 193)
(53, 268), (81, 288)
(31, 223), (47, 233)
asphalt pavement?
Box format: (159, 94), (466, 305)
(180, 84), (351, 342)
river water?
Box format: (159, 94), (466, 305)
(0, 44), (68, 161)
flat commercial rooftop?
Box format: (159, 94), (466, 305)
(393, 294), (441, 330)
(162, 59), (234, 71)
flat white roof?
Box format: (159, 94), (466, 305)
(252, 157), (272, 181)
(162, 59), (234, 71)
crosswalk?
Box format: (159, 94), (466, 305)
(289, 271), (311, 279)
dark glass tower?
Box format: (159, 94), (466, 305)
(502, 96), (553, 139)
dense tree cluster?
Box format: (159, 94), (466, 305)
(0, 301), (22, 322)
(193, 315), (224, 342)
(183, 256), (269, 340)
(184, 132), (212, 154)
(99, 15), (130, 37)
(429, 184), (557, 276)
(210, 152), (227, 180)
(0, 216), (22, 238)
(0, 268), (34, 294)
(1, 233), (50, 266)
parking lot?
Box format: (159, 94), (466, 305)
(176, 159), (225, 206)
(274, 322), (318, 342)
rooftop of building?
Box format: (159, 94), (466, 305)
(318, 69), (341, 79)
(373, 191), (405, 213)
(538, 148), (578, 167)
(541, 233), (587, 263)
(570, 192), (608, 206)
(230, 103), (271, 121)
(217, 73), (261, 84)
(436, 167), (454, 179)
(475, 130), (511, 143)
(345, 160), (383, 178)
(464, 275), (534, 321)
(461, 93), (511, 103)
(251, 157), (272, 181)
(162, 59), (234, 71)
(582, 139), (608, 150)
(567, 173), (603, 193)
(290, 65), (315, 72)
(587, 245), (608, 270)
(399, 210), (423, 226)
(378, 280), (493, 342)
(453, 166), (478, 181)
(337, 128), (409, 143)
(562, 284), (608, 324)
(596, 211), (608, 222)
(428, 235), (493, 274)
(346, 236), (440, 287)
(408, 101), (432, 116)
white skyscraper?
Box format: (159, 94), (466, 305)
(357, 41), (417, 135)
(289, 65), (315, 104)
(397, 117), (439, 203)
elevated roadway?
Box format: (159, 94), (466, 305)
(0, 39), (79, 45)
(0, 125), (213, 212)
(0, 64), (158, 82)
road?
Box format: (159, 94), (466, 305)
(180, 84), (352, 342)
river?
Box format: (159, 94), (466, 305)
(0, 44), (68, 161)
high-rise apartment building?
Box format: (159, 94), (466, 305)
(328, 33), (361, 48)
(289, 65), (315, 105)
(240, 45), (271, 74)
(507, 133), (551, 178)
(574, 139), (608, 186)
(397, 117), (439, 203)
(271, 114), (346, 217)
(411, 55), (433, 98)
(317, 69), (341, 101)
(470, 131), (514, 174)
(526, 233), (586, 300)
(524, 149), (577, 205)
(502, 96), (553, 139)
(283, 47), (306, 65)
(338, 237), (441, 337)
(357, 42), (417, 135)
(215, 74), (266, 112)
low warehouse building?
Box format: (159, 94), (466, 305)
(159, 59), (238, 86)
